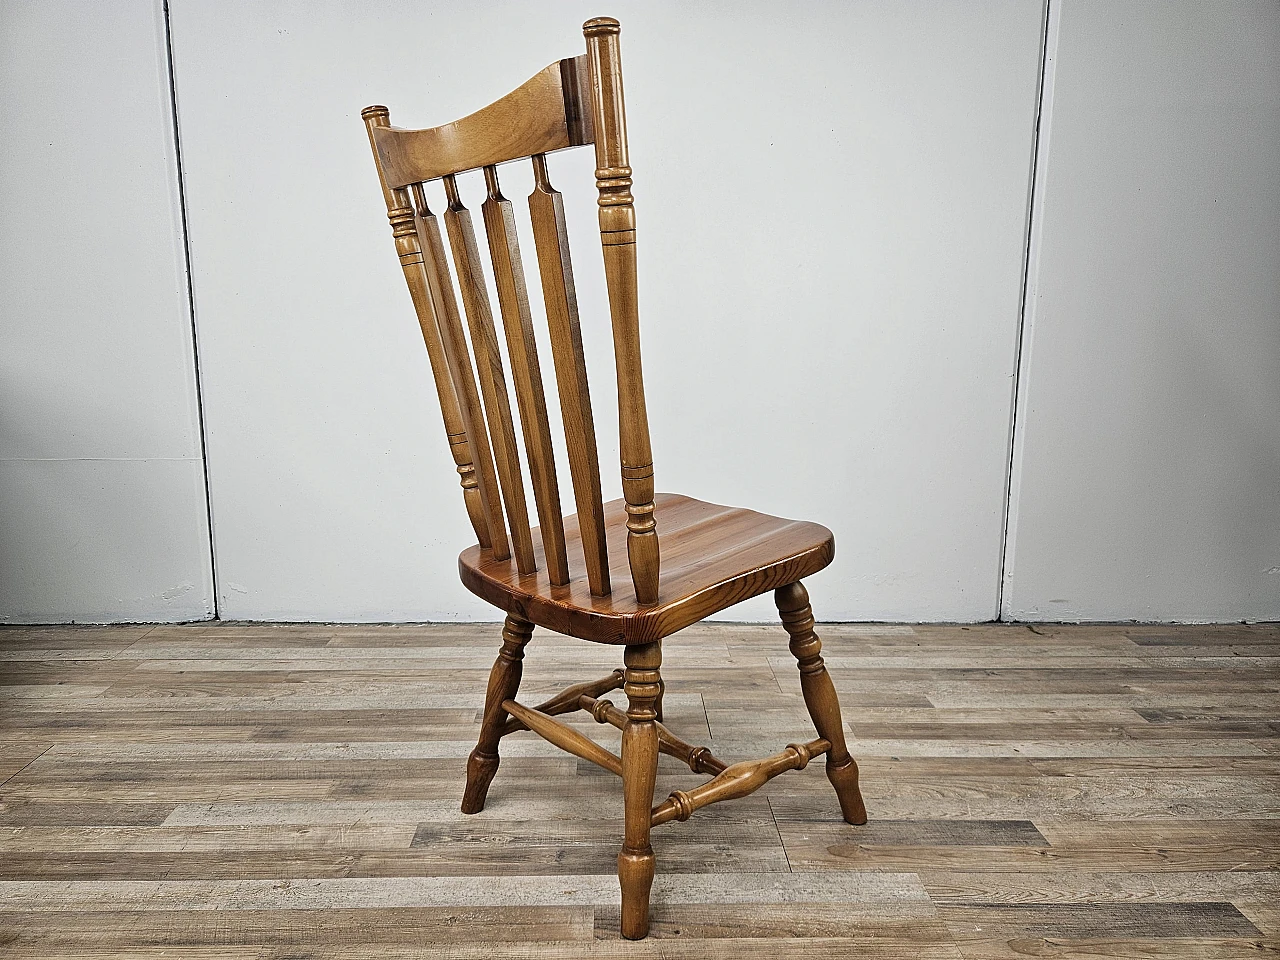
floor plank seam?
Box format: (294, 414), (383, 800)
(765, 796), (795, 874)
(0, 621), (1276, 954)
(115, 624), (159, 660)
(0, 747), (52, 788)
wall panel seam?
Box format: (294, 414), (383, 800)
(161, 0), (220, 618)
(997, 0), (1059, 621)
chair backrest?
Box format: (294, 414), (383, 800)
(361, 17), (659, 605)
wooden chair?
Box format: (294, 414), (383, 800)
(360, 16), (867, 940)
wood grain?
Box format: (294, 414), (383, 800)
(584, 16), (660, 606)
(776, 581), (867, 824)
(443, 174), (535, 574)
(459, 493), (835, 644)
(481, 164), (569, 585)
(619, 640), (662, 938)
(461, 617), (531, 814)
(349, 13), (1280, 946)
(527, 152), (611, 597)
(1, 619), (1277, 955)
(362, 108), (498, 551)
(371, 55), (594, 188)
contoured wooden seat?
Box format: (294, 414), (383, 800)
(361, 16), (866, 940)
(460, 492), (836, 644)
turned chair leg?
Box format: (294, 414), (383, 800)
(461, 615), (533, 814)
(618, 641), (661, 939)
(775, 582), (868, 825)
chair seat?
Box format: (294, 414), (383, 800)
(459, 492), (835, 644)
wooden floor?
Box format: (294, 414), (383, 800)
(0, 620), (1277, 958)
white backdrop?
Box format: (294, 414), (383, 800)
(168, 0), (1043, 621)
(1003, 0), (1280, 620)
(2, 1), (1276, 624)
(0, 1), (213, 623)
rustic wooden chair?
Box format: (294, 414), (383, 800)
(360, 16), (867, 940)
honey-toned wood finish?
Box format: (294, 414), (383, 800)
(407, 182), (491, 548)
(584, 17), (660, 607)
(359, 17), (862, 941)
(500, 700), (623, 777)
(460, 616), (531, 815)
(619, 641), (661, 939)
(777, 582), (869, 826)
(502, 669), (624, 737)
(362, 107), (506, 556)
(580, 694), (727, 776)
(527, 154), (611, 597)
(460, 493), (835, 644)
(415, 191), (511, 562)
(442, 175), (535, 575)
(371, 55), (594, 189)
(651, 738), (831, 827)
(481, 165), (570, 586)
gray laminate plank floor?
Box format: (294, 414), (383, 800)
(0, 620), (1276, 958)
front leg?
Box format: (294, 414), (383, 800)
(461, 615), (532, 814)
(618, 641), (661, 939)
(775, 582), (868, 825)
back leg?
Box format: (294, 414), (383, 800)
(461, 615), (533, 814)
(774, 581), (868, 825)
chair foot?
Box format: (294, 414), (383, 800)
(461, 749), (500, 815)
(618, 850), (656, 939)
(460, 616), (532, 815)
(775, 580), (869, 827)
(827, 754), (868, 825)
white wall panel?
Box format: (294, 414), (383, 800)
(0, 0), (214, 623)
(0, 460), (213, 623)
(7, 1), (1273, 626)
(1003, 0), (1280, 621)
(170, 0), (1044, 622)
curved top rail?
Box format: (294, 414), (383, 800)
(370, 55), (594, 189)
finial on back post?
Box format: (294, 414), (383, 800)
(582, 16), (621, 36)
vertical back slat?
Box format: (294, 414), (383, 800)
(481, 165), (570, 586)
(362, 106), (503, 554)
(405, 184), (489, 547)
(584, 19), (659, 605)
(442, 175), (536, 575)
(528, 153), (611, 597)
(411, 180), (511, 561)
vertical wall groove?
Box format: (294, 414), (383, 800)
(996, 0), (1060, 621)
(161, 0), (220, 618)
